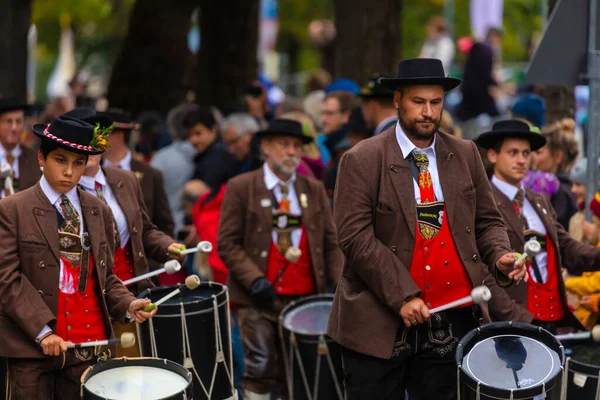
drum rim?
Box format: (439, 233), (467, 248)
(565, 355), (600, 376)
(456, 322), (565, 397)
(138, 281), (228, 315)
(81, 357), (193, 400)
(278, 293), (334, 340)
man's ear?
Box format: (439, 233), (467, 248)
(487, 148), (498, 164)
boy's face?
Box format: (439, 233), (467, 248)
(38, 147), (87, 193)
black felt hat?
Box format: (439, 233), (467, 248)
(379, 58), (461, 92)
(0, 97), (29, 114)
(359, 74), (395, 98)
(98, 108), (138, 131)
(256, 119), (313, 144)
(63, 108), (114, 129)
(475, 120), (547, 151)
(32, 114), (108, 155)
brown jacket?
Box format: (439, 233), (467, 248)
(492, 185), (600, 330)
(0, 183), (135, 359)
(130, 159), (174, 237)
(217, 167), (344, 306)
(17, 145), (42, 191)
(328, 128), (532, 359)
(103, 167), (176, 292)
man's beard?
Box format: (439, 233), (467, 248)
(272, 156), (301, 176)
(398, 111), (440, 141)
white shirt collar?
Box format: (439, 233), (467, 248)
(0, 143), (22, 159)
(263, 162), (296, 191)
(79, 168), (107, 190)
(491, 175), (525, 201)
(40, 175), (79, 207)
(104, 149), (132, 171)
(394, 122), (437, 159)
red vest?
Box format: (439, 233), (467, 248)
(410, 205), (473, 309)
(266, 226), (315, 295)
(113, 241), (135, 283)
(56, 253), (107, 343)
(527, 234), (564, 322)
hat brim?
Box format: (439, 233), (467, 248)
(256, 130), (314, 144)
(379, 77), (461, 92)
(358, 92), (394, 99)
(475, 131), (547, 151)
(32, 124), (104, 155)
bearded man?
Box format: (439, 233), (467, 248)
(327, 58), (531, 400)
(217, 118), (344, 400)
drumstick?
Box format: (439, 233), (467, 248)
(271, 247), (302, 286)
(142, 275), (201, 312)
(555, 325), (600, 342)
(68, 332), (136, 349)
(122, 260), (182, 286)
(515, 239), (542, 286)
(429, 286), (492, 314)
(179, 241), (213, 256)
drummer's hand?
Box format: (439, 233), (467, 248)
(497, 252), (529, 282)
(167, 242), (187, 262)
(581, 296), (593, 311)
(40, 334), (69, 356)
(129, 298), (157, 323)
(400, 297), (430, 328)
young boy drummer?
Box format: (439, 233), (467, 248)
(0, 114), (156, 400)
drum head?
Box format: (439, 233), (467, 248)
(282, 294), (333, 335)
(463, 334), (562, 390)
(82, 358), (192, 400)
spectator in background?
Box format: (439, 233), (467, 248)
(418, 16), (455, 73)
(568, 158), (597, 243)
(188, 107), (238, 190)
(244, 81), (269, 129)
(456, 27), (503, 123)
(359, 74), (397, 135)
(178, 180), (206, 278)
(274, 96), (304, 118)
(535, 119), (580, 230)
(151, 103), (199, 236)
(319, 90), (360, 162)
(135, 110), (171, 161)
(306, 68), (332, 93)
(510, 93), (546, 129)
(221, 113), (262, 174)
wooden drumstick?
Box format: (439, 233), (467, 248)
(179, 241), (213, 256)
(122, 260), (182, 286)
(515, 239), (542, 286)
(556, 326), (600, 342)
(429, 286), (492, 314)
(143, 275), (201, 312)
(68, 332), (136, 349)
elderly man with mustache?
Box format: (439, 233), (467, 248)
(217, 118), (344, 400)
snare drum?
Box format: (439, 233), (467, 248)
(138, 282), (236, 400)
(80, 357), (192, 400)
(562, 344), (600, 400)
(456, 322), (565, 399)
(279, 294), (344, 400)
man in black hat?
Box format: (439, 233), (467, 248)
(100, 108), (175, 237)
(0, 97), (42, 198)
(359, 74), (398, 136)
(0, 114), (157, 399)
(217, 119), (343, 400)
(328, 58), (530, 400)
(477, 119), (600, 333)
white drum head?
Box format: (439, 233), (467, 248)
(283, 300), (331, 335)
(84, 365), (189, 400)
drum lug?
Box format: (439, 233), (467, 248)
(183, 357), (194, 369)
(317, 336), (329, 355)
(216, 351), (225, 363)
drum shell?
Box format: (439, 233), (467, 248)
(456, 322), (565, 400)
(80, 357), (193, 400)
(564, 355), (600, 400)
(279, 294), (344, 400)
(138, 283), (234, 400)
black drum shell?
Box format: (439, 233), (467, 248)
(279, 294), (344, 400)
(80, 357), (193, 400)
(564, 345), (600, 400)
(138, 282), (234, 400)
(456, 321), (565, 400)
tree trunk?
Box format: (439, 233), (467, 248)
(333, 0), (402, 83)
(196, 0), (259, 109)
(107, 0), (197, 116)
(537, 0), (575, 125)
(0, 0), (32, 100)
